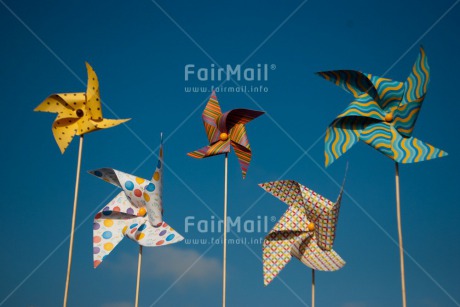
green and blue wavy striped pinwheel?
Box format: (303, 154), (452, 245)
(317, 47), (448, 167)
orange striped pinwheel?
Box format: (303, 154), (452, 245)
(187, 91), (264, 178)
(34, 62), (130, 153)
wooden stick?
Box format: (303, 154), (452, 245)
(222, 153), (228, 307)
(311, 269), (315, 307)
(135, 245), (143, 307)
(395, 163), (407, 307)
(63, 135), (84, 307)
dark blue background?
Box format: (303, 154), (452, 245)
(1, 0), (459, 306)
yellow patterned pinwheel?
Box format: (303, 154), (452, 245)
(259, 179), (346, 286)
(34, 62), (130, 153)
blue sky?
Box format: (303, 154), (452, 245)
(1, 0), (459, 306)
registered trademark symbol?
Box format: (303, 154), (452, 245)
(270, 216), (276, 222)
(270, 64), (276, 70)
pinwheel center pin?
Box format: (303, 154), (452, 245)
(220, 132), (229, 141)
(307, 222), (315, 231)
(76, 109), (84, 118)
(384, 113), (393, 122)
(137, 207), (147, 217)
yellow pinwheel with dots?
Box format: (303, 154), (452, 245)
(34, 62), (130, 153)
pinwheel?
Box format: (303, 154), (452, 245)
(89, 136), (183, 307)
(34, 62), (129, 154)
(317, 47), (447, 307)
(34, 62), (129, 307)
(317, 47), (447, 167)
(188, 91), (264, 307)
(187, 90), (264, 179)
(260, 178), (346, 307)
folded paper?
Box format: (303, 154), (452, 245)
(34, 62), (130, 153)
(259, 179), (346, 285)
(187, 91), (264, 178)
(89, 140), (183, 268)
(317, 47), (447, 167)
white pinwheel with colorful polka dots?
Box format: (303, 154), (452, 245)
(89, 141), (183, 268)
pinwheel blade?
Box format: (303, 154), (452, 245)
(402, 47), (430, 105)
(101, 191), (142, 216)
(262, 195), (311, 285)
(93, 211), (131, 268)
(202, 91), (222, 144)
(218, 108), (265, 132)
(263, 231), (303, 286)
(152, 137), (164, 183)
(85, 62), (103, 120)
(94, 118), (129, 130)
(88, 168), (151, 209)
(272, 204), (309, 232)
(259, 180), (306, 208)
(393, 95), (424, 137)
(359, 122), (394, 159)
(316, 70), (378, 100)
(187, 140), (231, 159)
(390, 129), (448, 163)
(291, 234), (345, 271)
(231, 142), (251, 179)
(296, 183), (342, 251)
(83, 63), (130, 131)
(324, 170), (347, 250)
(325, 117), (370, 167)
(315, 198), (342, 251)
(76, 117), (98, 136)
(230, 123), (252, 178)
(125, 220), (184, 247)
(366, 75), (404, 110)
(34, 93), (86, 113)
(52, 118), (78, 153)
(144, 139), (163, 227)
(88, 168), (126, 188)
(297, 184), (334, 220)
(337, 95), (385, 121)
